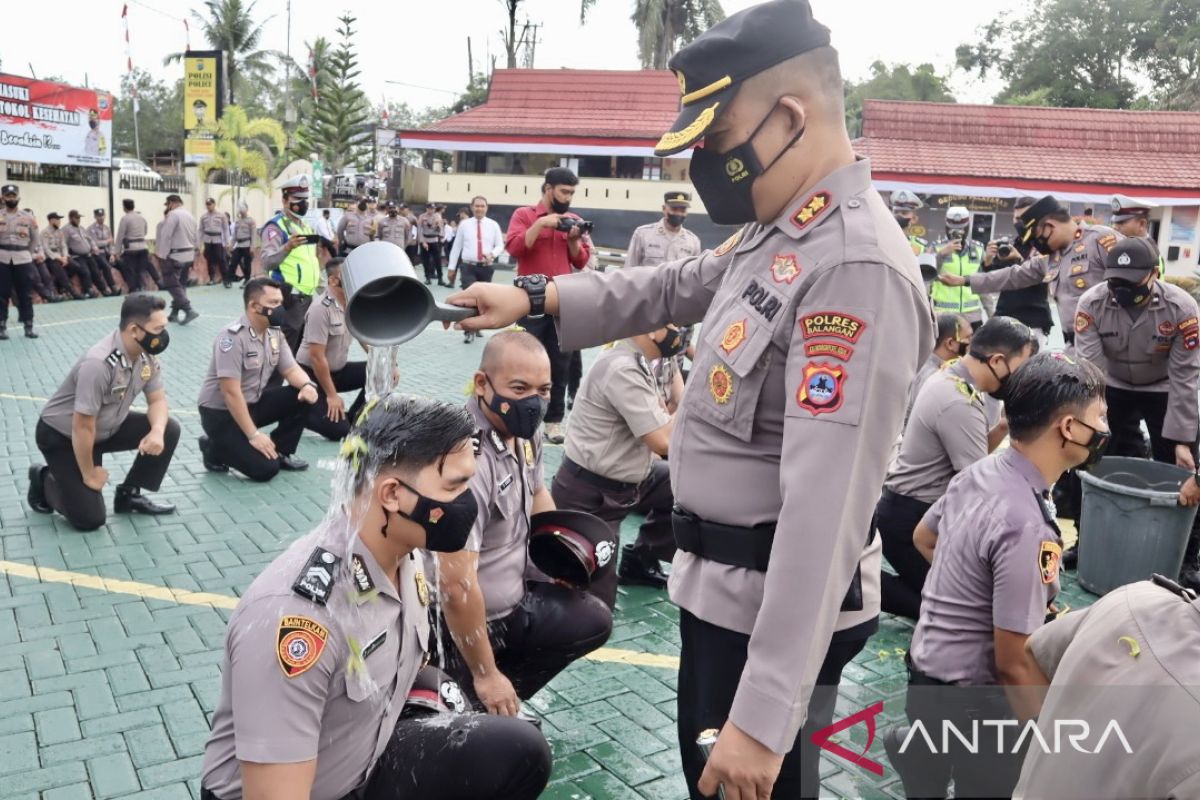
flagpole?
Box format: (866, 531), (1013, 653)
(122, 4), (142, 161)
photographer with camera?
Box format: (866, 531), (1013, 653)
(932, 206), (987, 330)
(504, 167), (592, 444)
(982, 196), (1054, 348)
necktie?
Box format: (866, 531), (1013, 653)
(476, 219), (484, 262)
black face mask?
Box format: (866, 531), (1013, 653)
(1109, 278), (1151, 308)
(978, 354), (1014, 401)
(135, 326), (169, 355)
(894, 214), (912, 231)
(387, 483), (478, 553)
(290, 200), (309, 217)
(256, 303), (287, 328)
(954, 340), (969, 358)
(1063, 418), (1110, 471)
(689, 105), (804, 225)
(485, 375), (548, 440)
(3, 199), (17, 209)
(1031, 232), (1054, 256)
(550, 198), (571, 214)
(89, 119), (99, 129)
(657, 327), (686, 358)
(665, 213), (686, 228)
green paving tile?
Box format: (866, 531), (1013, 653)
(87, 752), (141, 799)
(636, 774), (689, 800)
(41, 783), (94, 800)
(575, 769), (643, 799)
(0, 732), (38, 777)
(34, 706), (81, 746)
(126, 725), (177, 768)
(548, 750), (603, 784)
(585, 740), (661, 786)
(540, 782), (594, 800)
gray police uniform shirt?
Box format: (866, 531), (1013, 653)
(0, 208), (42, 265)
(1075, 280), (1200, 444)
(64, 223), (96, 256)
(565, 340), (671, 484)
(156, 207), (198, 261)
(337, 211), (370, 247)
(297, 291), (351, 372)
(87, 221), (114, 254)
(553, 157), (934, 752)
(115, 211), (148, 256)
(465, 396), (543, 621)
(375, 216), (412, 248)
(1013, 581), (1200, 800)
(903, 352), (945, 427)
(910, 447), (1062, 685)
(202, 517), (431, 800)
(201, 211), (229, 245)
(885, 359), (988, 503)
(417, 212), (443, 245)
(626, 221), (702, 267)
(198, 316), (296, 409)
(969, 225), (1120, 333)
(233, 215), (256, 247)
(40, 330), (164, 441)
(40, 226), (69, 260)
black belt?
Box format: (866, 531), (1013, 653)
(906, 653), (953, 686)
(561, 456), (638, 493)
(169, 247), (192, 255)
(235, 240), (251, 245)
(123, 237), (145, 244)
(0, 243), (27, 251)
(672, 505), (775, 571)
(880, 488), (933, 513)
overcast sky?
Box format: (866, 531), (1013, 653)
(2, 0), (1008, 111)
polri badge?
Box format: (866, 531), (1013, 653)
(277, 615), (329, 678)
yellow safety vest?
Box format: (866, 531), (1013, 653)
(268, 213), (320, 296)
(930, 241), (984, 315)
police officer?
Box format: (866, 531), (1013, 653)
(902, 313), (971, 425)
(196, 278), (318, 481)
(0, 184), (43, 339)
(941, 195), (1121, 348)
(200, 394), (552, 800)
(27, 293), (179, 531)
(626, 191), (703, 267)
(891, 188), (928, 257)
(886, 351), (1108, 799)
(881, 316), (1035, 620)
(41, 212), (85, 300)
(1013, 577), (1200, 799)
(65, 210), (115, 297)
(551, 328), (679, 593)
(230, 201), (256, 285)
(1074, 237), (1200, 586)
(20, 208), (62, 305)
(932, 206), (986, 329)
(450, 2), (934, 796)
(155, 194), (199, 324)
(261, 176), (322, 353)
(374, 200), (412, 252)
(1110, 194), (1164, 275)
(983, 196), (1055, 347)
(115, 199), (160, 292)
(400, 203), (420, 265)
(336, 198), (371, 256)
(437, 332), (613, 714)
(296, 258), (366, 441)
(200, 198), (231, 287)
(417, 203), (446, 285)
(88, 208), (121, 292)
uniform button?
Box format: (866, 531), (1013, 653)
(847, 199), (861, 209)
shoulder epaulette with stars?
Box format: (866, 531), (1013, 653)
(105, 349), (123, 367)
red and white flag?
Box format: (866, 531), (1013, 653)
(121, 4), (138, 112)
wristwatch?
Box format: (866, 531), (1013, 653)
(514, 274), (549, 318)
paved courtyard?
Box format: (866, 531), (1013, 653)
(0, 281), (1096, 799)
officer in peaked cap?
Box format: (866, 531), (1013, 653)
(261, 175), (323, 353)
(448, 0), (934, 796)
(1110, 194), (1163, 275)
(627, 191), (702, 269)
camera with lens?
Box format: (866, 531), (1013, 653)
(948, 228), (966, 242)
(557, 217), (594, 234)
(995, 237), (1014, 259)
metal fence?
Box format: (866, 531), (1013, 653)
(115, 173), (191, 194)
(6, 162), (108, 187)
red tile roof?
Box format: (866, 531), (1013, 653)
(413, 69), (680, 141)
(856, 100), (1200, 191)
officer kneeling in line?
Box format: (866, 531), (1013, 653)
(886, 352), (1109, 800)
(1071, 237), (1200, 588)
(551, 326), (683, 592)
(28, 293), (179, 531)
(880, 316), (1036, 620)
(437, 332), (614, 715)
(197, 278), (318, 481)
(200, 395), (552, 800)
(296, 258), (368, 441)
(902, 313), (971, 426)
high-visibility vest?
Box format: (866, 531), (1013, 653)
(265, 212), (319, 296)
(930, 240), (984, 315)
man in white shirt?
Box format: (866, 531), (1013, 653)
(313, 208), (337, 252)
(448, 197), (505, 342)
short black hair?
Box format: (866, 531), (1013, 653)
(1045, 207), (1072, 223)
(471, 195), (488, 205)
(543, 167), (579, 189)
(357, 199), (368, 211)
(345, 394), (477, 491)
(1005, 352), (1106, 443)
(119, 293), (166, 329)
(243, 277), (282, 307)
(936, 313), (964, 344)
(123, 199), (135, 211)
(322, 209), (330, 216)
(969, 315), (1036, 359)
(324, 257), (344, 276)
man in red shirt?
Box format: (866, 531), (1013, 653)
(504, 167), (592, 443)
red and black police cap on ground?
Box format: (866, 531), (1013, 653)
(528, 510), (617, 590)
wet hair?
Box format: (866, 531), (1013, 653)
(936, 313), (964, 345)
(968, 315), (1037, 360)
(543, 167), (579, 190)
(119, 293), (166, 329)
(345, 394), (476, 491)
(1005, 353), (1106, 443)
(123, 199), (135, 211)
(480, 330), (549, 375)
(324, 257), (344, 276)
(244, 277), (282, 307)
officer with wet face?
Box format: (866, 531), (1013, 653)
(296, 258), (368, 442)
(200, 394), (552, 800)
(0, 183), (43, 339)
(881, 317), (1036, 620)
(886, 352), (1109, 800)
(436, 332), (613, 714)
(1073, 237), (1200, 588)
(448, 2), (934, 796)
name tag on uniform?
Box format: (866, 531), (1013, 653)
(498, 474), (514, 493)
(111, 384), (128, 396)
(361, 630), (387, 659)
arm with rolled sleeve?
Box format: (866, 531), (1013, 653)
(1165, 304), (1200, 444)
(730, 262), (927, 753)
(968, 254), (1049, 294)
(1073, 294), (1107, 374)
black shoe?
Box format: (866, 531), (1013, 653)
(198, 436), (228, 472)
(0, 325), (7, 341)
(1062, 543), (1078, 570)
(463, 331), (474, 343)
(278, 454), (309, 472)
(223, 283), (232, 289)
(618, 544), (668, 589)
(27, 465), (52, 513)
(114, 486), (175, 516)
(180, 309), (200, 325)
(425, 280), (432, 285)
(24, 323), (37, 339)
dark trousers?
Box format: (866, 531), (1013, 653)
(877, 489), (934, 620)
(204, 243), (229, 284)
(405, 244), (420, 269)
(34, 415), (180, 532)
(568, 350), (583, 401)
(198, 386), (308, 482)
(677, 609), (868, 800)
(30, 260), (57, 299)
(45, 259), (76, 296)
(281, 289), (312, 355)
(160, 257), (193, 312)
(230, 246), (253, 282)
(66, 256), (96, 294)
(520, 314), (570, 423)
(443, 581), (612, 710)
(421, 242), (443, 282)
(120, 250), (159, 292)
(550, 458), (675, 608)
(81, 254), (116, 293)
(301, 362), (367, 441)
(0, 262), (35, 323)
(459, 261), (495, 289)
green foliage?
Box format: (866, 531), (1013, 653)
(844, 61), (956, 137)
(631, 0), (725, 69)
(292, 15), (372, 172)
(198, 105), (287, 209)
(112, 70), (184, 158)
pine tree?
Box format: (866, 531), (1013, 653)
(293, 15), (371, 172)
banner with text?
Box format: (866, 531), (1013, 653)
(0, 74), (113, 167)
(183, 50), (223, 164)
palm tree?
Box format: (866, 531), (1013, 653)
(164, 0), (277, 106)
(631, 0), (725, 69)
(199, 105), (287, 213)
